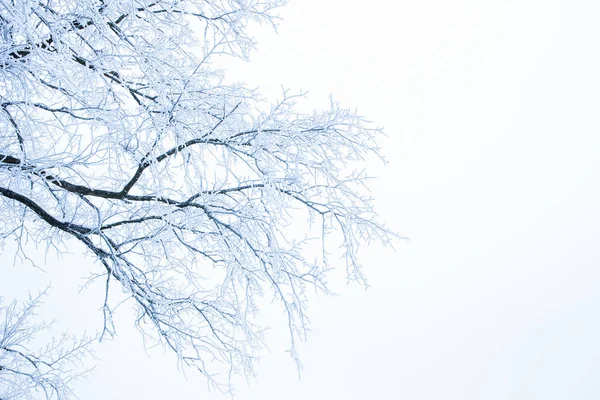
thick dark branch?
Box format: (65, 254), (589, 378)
(0, 154), (126, 199)
(0, 155), (21, 165)
(40, 174), (122, 199)
(101, 215), (166, 230)
(0, 187), (92, 235)
(119, 165), (145, 195)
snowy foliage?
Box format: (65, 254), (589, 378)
(0, 0), (394, 394)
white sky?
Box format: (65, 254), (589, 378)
(4, 0), (600, 398)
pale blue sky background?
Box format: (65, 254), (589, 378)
(4, 0), (600, 398)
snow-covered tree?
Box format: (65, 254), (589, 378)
(0, 0), (394, 394)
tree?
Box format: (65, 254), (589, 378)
(0, 0), (394, 395)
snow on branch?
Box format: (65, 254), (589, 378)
(0, 0), (396, 391)
(0, 290), (95, 400)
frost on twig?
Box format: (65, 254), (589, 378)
(0, 290), (95, 400)
(0, 0), (397, 391)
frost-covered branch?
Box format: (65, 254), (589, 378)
(0, 0), (396, 392)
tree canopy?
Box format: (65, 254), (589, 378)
(0, 0), (394, 397)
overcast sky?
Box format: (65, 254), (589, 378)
(4, 0), (600, 398)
